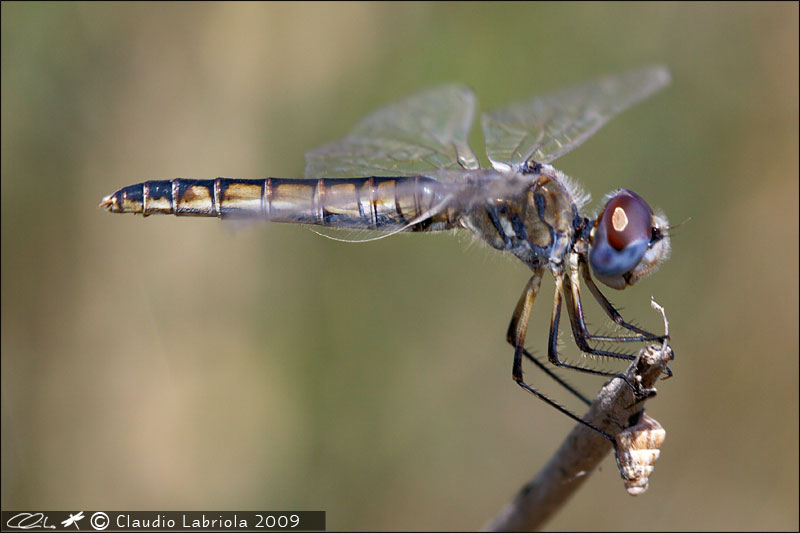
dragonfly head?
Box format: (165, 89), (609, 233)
(588, 189), (670, 290)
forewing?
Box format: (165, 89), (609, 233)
(481, 65), (671, 170)
(305, 85), (480, 179)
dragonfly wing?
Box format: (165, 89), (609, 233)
(481, 65), (671, 171)
(305, 84), (480, 179)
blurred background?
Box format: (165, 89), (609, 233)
(2, 2), (797, 530)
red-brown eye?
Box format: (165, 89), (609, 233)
(602, 191), (653, 251)
(589, 190), (654, 283)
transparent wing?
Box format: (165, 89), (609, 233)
(482, 65), (671, 171)
(305, 84), (480, 179)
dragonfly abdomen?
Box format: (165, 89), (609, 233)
(100, 177), (451, 231)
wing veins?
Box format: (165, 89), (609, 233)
(482, 65), (671, 168)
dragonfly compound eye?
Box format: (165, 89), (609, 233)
(589, 189), (654, 289)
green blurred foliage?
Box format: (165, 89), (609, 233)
(2, 2), (797, 530)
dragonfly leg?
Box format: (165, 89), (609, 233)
(564, 253), (664, 344)
(580, 258), (667, 342)
(508, 272), (627, 474)
(507, 271), (589, 405)
(575, 256), (673, 378)
(520, 347), (590, 406)
(563, 272), (637, 361)
(547, 276), (633, 377)
(565, 275), (665, 394)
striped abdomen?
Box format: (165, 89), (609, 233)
(100, 177), (454, 231)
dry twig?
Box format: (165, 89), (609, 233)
(483, 302), (673, 532)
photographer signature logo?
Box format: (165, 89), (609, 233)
(5, 512), (55, 529)
(5, 511), (94, 530)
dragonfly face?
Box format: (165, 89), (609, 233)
(588, 189), (671, 290)
(101, 65), (673, 481)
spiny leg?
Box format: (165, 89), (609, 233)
(548, 275), (651, 409)
(580, 258), (666, 341)
(508, 272), (628, 475)
(521, 347), (590, 406)
(567, 253), (663, 344)
(574, 256), (673, 378)
(507, 272), (589, 405)
(563, 274), (638, 361)
(547, 275), (633, 379)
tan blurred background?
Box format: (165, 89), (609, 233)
(2, 2), (797, 530)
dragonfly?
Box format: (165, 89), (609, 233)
(100, 65), (673, 478)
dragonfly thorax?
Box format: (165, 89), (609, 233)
(461, 168), (582, 271)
